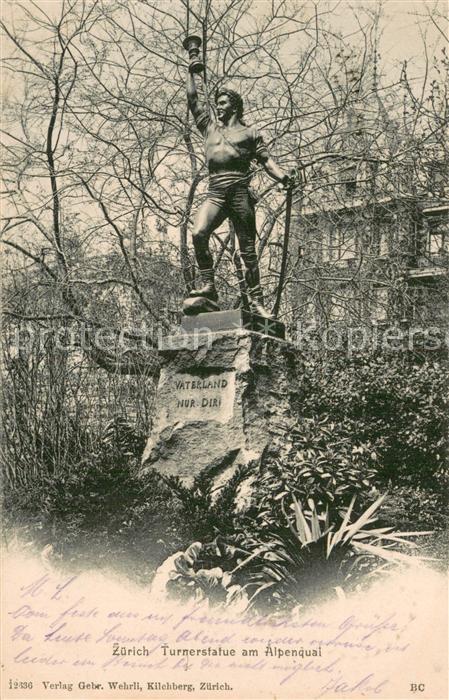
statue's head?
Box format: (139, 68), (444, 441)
(215, 88), (244, 122)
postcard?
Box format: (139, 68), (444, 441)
(2, 551), (448, 699)
(2, 0), (447, 698)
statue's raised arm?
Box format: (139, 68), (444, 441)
(186, 70), (210, 135)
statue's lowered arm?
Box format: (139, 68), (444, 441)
(262, 156), (291, 186)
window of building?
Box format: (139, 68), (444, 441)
(342, 165), (357, 195)
(329, 288), (353, 321)
(378, 219), (392, 256)
(368, 159), (380, 189)
(301, 301), (316, 325)
(409, 285), (441, 323)
(376, 231), (388, 257)
(427, 218), (448, 255)
(322, 226), (336, 262)
(372, 288), (388, 321)
(427, 163), (447, 198)
(365, 222), (389, 257)
(336, 228), (356, 261)
(329, 295), (346, 321)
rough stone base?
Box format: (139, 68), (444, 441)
(141, 329), (301, 495)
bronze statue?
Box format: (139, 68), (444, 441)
(183, 37), (292, 318)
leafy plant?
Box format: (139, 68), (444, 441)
(256, 415), (378, 526)
(379, 484), (448, 533)
(2, 424), (251, 585)
(299, 355), (448, 491)
(237, 493), (433, 612)
(101, 416), (147, 458)
(153, 540), (248, 608)
(150, 491), (435, 612)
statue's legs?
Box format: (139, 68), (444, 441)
(190, 197), (226, 300)
(228, 186), (273, 318)
(188, 178), (273, 318)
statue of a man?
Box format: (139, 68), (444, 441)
(185, 69), (291, 318)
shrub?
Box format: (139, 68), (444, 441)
(3, 353), (447, 592)
(152, 494), (432, 612)
(240, 493), (432, 611)
(379, 484), (448, 532)
(3, 453), (186, 582)
(2, 418), (248, 583)
(256, 415), (378, 527)
(152, 541), (248, 607)
(299, 355), (448, 491)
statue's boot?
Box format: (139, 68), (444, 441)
(248, 284), (274, 319)
(188, 268), (218, 302)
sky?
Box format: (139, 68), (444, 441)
(332, 0), (446, 77)
(2, 1), (446, 87)
(2, 0), (446, 50)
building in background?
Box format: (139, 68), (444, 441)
(288, 57), (448, 344)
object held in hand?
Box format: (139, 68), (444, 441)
(283, 170), (297, 190)
(182, 35), (204, 74)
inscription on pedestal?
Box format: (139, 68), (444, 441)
(167, 371), (235, 423)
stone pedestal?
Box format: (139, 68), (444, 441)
(180, 308), (285, 339)
(141, 323), (300, 492)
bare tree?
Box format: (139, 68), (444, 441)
(2, 0), (447, 377)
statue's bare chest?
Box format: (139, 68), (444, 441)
(207, 125), (254, 152)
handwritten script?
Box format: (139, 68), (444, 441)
(3, 555), (447, 698)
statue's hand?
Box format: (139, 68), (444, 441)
(189, 60), (204, 75)
(281, 172), (295, 190)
